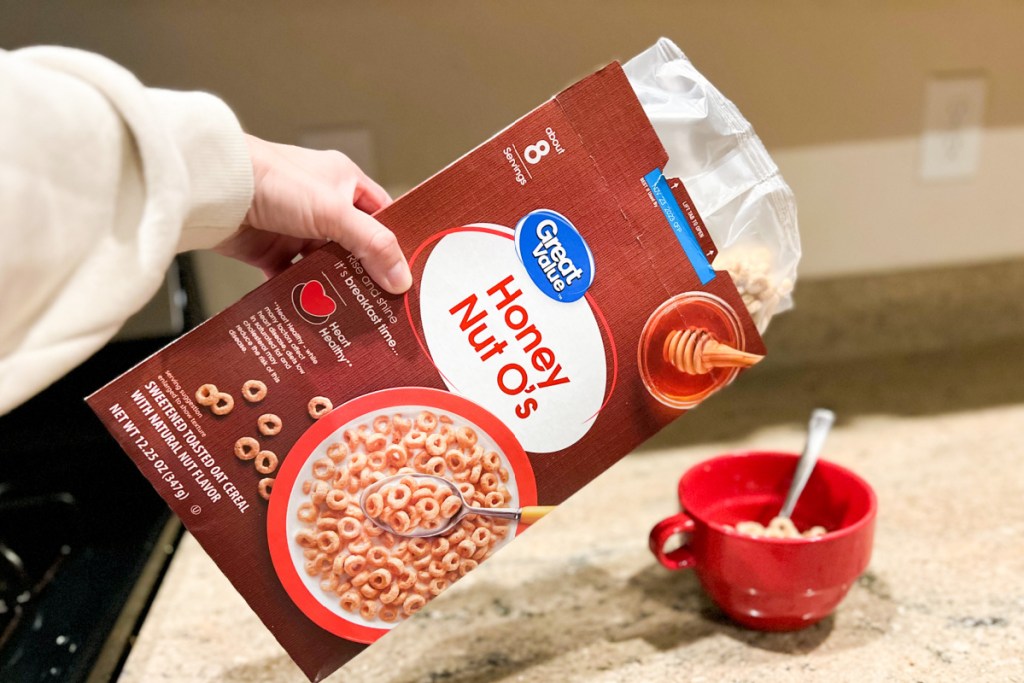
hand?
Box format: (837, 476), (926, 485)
(215, 135), (412, 294)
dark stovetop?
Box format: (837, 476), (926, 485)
(0, 338), (180, 682)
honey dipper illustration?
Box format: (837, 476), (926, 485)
(663, 328), (763, 375)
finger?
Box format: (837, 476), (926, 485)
(352, 170), (392, 216)
(299, 239), (330, 258)
(214, 228), (307, 277)
(331, 207), (411, 294)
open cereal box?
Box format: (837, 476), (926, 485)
(88, 61), (766, 681)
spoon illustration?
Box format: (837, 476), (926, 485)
(360, 472), (554, 538)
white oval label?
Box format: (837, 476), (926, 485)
(418, 228), (606, 453)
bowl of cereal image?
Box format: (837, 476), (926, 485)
(267, 386), (537, 643)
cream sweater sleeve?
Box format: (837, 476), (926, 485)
(0, 47), (254, 415)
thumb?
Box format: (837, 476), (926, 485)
(332, 206), (412, 294)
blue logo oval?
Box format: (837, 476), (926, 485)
(513, 209), (595, 303)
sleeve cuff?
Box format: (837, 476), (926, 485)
(148, 88), (254, 252)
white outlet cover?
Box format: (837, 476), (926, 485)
(919, 75), (987, 181)
(299, 127), (377, 177)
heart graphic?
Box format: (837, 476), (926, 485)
(299, 281), (336, 318)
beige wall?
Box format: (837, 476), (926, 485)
(4, 1), (1023, 308)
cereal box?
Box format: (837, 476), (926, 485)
(87, 62), (765, 681)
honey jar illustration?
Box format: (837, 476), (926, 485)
(638, 292), (762, 409)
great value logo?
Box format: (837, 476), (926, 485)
(513, 209), (595, 303)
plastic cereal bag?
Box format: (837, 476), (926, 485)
(624, 38), (801, 332)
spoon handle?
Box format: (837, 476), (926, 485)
(778, 408), (835, 519)
(519, 506), (556, 525)
(464, 505), (522, 522)
(461, 505), (556, 525)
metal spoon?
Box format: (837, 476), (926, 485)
(360, 473), (554, 538)
(777, 408), (836, 519)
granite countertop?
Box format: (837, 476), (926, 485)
(118, 337), (1024, 683)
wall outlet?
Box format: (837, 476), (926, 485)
(299, 127), (377, 177)
(919, 74), (987, 181)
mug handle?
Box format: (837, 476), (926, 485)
(649, 511), (697, 570)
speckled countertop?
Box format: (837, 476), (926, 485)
(119, 337), (1024, 683)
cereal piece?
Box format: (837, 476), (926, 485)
(479, 472), (499, 493)
(767, 516), (800, 538)
(445, 449), (466, 472)
(364, 432), (388, 452)
(735, 521), (766, 537)
(456, 426), (477, 448)
(320, 573), (341, 593)
(342, 554), (366, 576)
(379, 582), (401, 605)
(317, 531), (342, 554)
(402, 594), (426, 616)
(242, 379), (267, 403)
(732, 517), (827, 539)
(195, 384), (219, 406)
(391, 415), (412, 437)
(308, 396), (333, 419)
(258, 477), (274, 501)
(384, 444), (408, 468)
(424, 433), (447, 456)
(211, 392), (234, 416)
(440, 494), (462, 520)
(325, 489), (350, 511)
(234, 436), (260, 461)
(415, 411), (438, 432)
(368, 568), (392, 590)
(339, 591), (361, 613)
(310, 480), (330, 505)
(367, 450), (388, 470)
(326, 441), (348, 463)
(425, 457), (446, 477)
(258, 413), (282, 436)
(359, 602), (379, 620)
(384, 484), (411, 509)
(481, 451), (500, 472)
(255, 450), (278, 474)
(338, 516), (363, 540)
(311, 457), (335, 480)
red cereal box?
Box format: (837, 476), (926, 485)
(88, 62), (765, 681)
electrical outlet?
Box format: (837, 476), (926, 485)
(299, 127), (377, 177)
(919, 74), (987, 181)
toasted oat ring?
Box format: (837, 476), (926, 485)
(195, 384), (219, 406)
(241, 379), (267, 403)
(255, 449), (279, 474)
(415, 411), (438, 432)
(211, 392), (234, 415)
(308, 396), (333, 419)
(258, 413), (282, 436)
(424, 433), (447, 456)
(258, 477), (274, 500)
(234, 436), (260, 461)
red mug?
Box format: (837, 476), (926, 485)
(649, 451), (877, 631)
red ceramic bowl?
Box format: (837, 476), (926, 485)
(649, 451), (877, 630)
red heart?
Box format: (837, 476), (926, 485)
(299, 281), (336, 318)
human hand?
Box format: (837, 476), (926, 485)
(215, 135), (411, 293)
